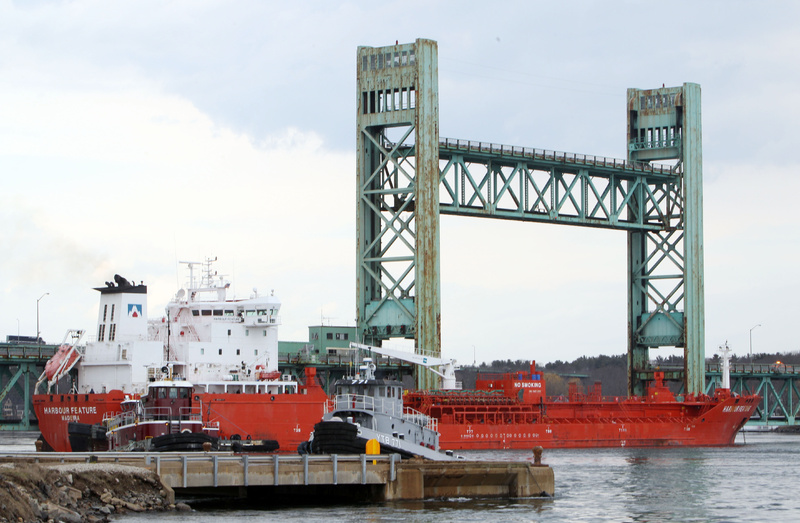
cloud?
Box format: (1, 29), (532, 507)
(0, 67), (355, 343)
(2, 0), (800, 366)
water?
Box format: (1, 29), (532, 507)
(2, 432), (797, 521)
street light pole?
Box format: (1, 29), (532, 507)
(36, 292), (49, 346)
(749, 323), (761, 365)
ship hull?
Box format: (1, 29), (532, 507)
(33, 391), (129, 452)
(310, 420), (434, 459)
(430, 395), (759, 450)
(34, 389), (327, 453)
(196, 390), (328, 452)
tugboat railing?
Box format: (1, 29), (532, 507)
(105, 405), (202, 432)
(333, 394), (437, 431)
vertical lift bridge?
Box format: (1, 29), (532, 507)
(356, 39), (703, 394)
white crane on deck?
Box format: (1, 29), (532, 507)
(349, 342), (460, 390)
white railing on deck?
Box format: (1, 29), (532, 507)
(334, 394), (437, 431)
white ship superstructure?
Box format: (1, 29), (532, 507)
(77, 275), (162, 394)
(76, 258), (288, 395)
(149, 259), (283, 387)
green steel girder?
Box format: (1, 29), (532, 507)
(434, 139), (681, 231)
(0, 362), (37, 430)
(693, 370), (800, 426)
(744, 376), (798, 424)
(628, 84), (703, 397)
(358, 127), (419, 334)
(357, 39), (440, 390)
(0, 365), (25, 405)
(706, 369), (800, 425)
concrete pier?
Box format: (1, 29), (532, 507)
(2, 452), (554, 502)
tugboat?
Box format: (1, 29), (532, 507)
(303, 358), (456, 461)
(103, 376), (220, 452)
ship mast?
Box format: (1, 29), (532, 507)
(718, 342), (732, 390)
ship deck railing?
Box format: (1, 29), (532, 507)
(104, 406), (202, 432)
(334, 394), (438, 432)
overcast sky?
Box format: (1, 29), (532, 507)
(2, 1), (798, 367)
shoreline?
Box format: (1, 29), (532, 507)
(0, 461), (187, 523)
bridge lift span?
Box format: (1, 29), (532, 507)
(356, 39), (703, 395)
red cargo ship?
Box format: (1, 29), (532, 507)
(405, 361), (760, 449)
(33, 258), (327, 452)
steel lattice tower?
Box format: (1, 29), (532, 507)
(356, 39), (705, 394)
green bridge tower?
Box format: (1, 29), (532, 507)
(356, 39), (705, 394)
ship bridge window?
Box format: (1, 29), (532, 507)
(202, 310), (212, 316)
(245, 310), (256, 316)
(192, 310), (199, 316)
(258, 309), (269, 316)
(213, 310), (223, 316)
(224, 310), (234, 316)
(158, 388), (167, 399)
(169, 388), (178, 399)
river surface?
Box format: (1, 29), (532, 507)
(2, 431), (797, 521)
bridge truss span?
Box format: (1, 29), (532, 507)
(434, 137), (683, 232)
